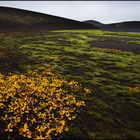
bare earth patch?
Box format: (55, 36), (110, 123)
(91, 40), (140, 54)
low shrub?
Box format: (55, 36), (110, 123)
(0, 67), (90, 139)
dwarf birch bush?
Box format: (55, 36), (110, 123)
(0, 67), (90, 139)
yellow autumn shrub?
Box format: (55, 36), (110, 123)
(98, 48), (121, 53)
(0, 67), (90, 139)
(129, 86), (140, 94)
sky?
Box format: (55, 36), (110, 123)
(0, 1), (140, 24)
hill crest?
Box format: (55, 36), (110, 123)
(0, 6), (97, 32)
(84, 20), (140, 32)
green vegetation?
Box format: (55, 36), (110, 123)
(128, 40), (140, 45)
(0, 29), (140, 139)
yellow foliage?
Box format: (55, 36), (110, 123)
(98, 48), (121, 53)
(5, 123), (13, 132)
(129, 86), (140, 94)
(0, 67), (91, 139)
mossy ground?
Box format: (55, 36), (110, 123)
(0, 29), (140, 139)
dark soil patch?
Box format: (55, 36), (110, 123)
(0, 48), (35, 74)
(91, 40), (140, 54)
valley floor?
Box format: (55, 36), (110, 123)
(0, 29), (140, 139)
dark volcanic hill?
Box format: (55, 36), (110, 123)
(0, 6), (97, 32)
(106, 21), (140, 32)
(84, 20), (140, 32)
(84, 20), (104, 28)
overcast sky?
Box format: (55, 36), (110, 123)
(0, 1), (140, 23)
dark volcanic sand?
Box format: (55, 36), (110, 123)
(91, 39), (140, 54)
